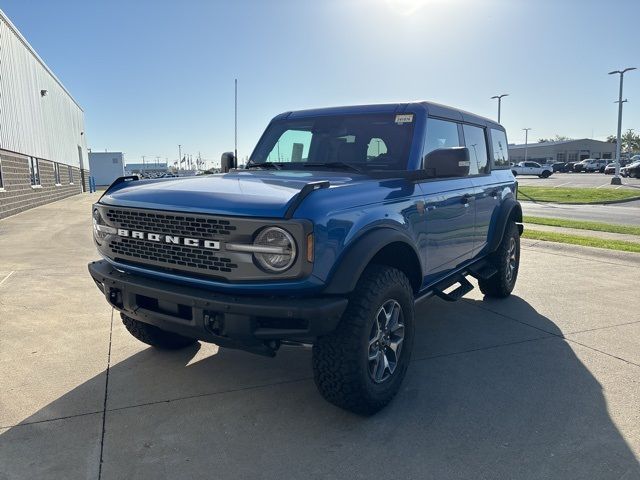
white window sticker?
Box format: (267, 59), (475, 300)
(395, 114), (414, 125)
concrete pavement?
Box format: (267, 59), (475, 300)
(1, 194), (639, 480)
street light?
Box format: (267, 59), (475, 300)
(491, 94), (509, 123)
(523, 128), (532, 162)
(608, 67), (636, 185)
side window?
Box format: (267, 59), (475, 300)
(462, 124), (488, 175)
(54, 163), (61, 184)
(423, 118), (461, 163)
(29, 157), (40, 186)
(366, 138), (388, 160)
(266, 129), (312, 162)
(68, 165), (74, 184)
(490, 129), (510, 168)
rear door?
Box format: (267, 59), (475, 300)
(418, 117), (476, 280)
(462, 123), (496, 256)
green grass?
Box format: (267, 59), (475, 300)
(518, 186), (640, 204)
(523, 216), (640, 236)
(522, 230), (640, 253)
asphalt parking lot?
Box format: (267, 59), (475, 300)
(1, 194), (639, 480)
(516, 172), (640, 189)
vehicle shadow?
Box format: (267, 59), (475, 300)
(1, 297), (638, 480)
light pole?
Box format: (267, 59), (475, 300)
(608, 67), (636, 185)
(178, 144), (182, 171)
(491, 94), (509, 123)
(523, 128), (531, 162)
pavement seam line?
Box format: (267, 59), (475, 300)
(0, 271), (15, 287)
(464, 300), (640, 368)
(565, 319), (640, 336)
(524, 246), (640, 268)
(97, 309), (114, 480)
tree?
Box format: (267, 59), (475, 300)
(537, 135), (571, 143)
(607, 130), (640, 152)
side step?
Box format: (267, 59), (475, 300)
(432, 275), (474, 302)
(467, 260), (498, 281)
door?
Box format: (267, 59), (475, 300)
(78, 146), (86, 192)
(419, 118), (476, 281)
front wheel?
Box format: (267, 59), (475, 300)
(479, 221), (520, 298)
(312, 265), (415, 415)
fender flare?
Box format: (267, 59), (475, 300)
(487, 198), (523, 253)
(323, 228), (422, 295)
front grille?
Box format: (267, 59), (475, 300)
(105, 208), (237, 237)
(103, 207), (240, 276)
(109, 237), (238, 273)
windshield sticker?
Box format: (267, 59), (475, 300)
(395, 114), (414, 125)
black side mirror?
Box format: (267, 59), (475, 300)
(424, 147), (470, 178)
(220, 152), (237, 173)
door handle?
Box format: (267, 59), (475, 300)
(491, 190), (499, 199)
(461, 194), (471, 205)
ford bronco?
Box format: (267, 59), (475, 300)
(89, 101), (522, 415)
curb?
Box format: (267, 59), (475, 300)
(519, 197), (640, 206)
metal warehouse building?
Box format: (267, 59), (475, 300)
(0, 10), (88, 220)
(508, 139), (615, 165)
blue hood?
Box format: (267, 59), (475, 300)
(99, 171), (365, 218)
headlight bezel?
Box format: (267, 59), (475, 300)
(252, 226), (297, 273)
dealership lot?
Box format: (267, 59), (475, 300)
(516, 172), (640, 189)
(1, 194), (639, 480)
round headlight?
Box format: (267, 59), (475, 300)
(253, 227), (297, 272)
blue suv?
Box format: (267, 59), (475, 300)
(89, 101), (522, 414)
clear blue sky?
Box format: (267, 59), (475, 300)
(2, 0), (639, 167)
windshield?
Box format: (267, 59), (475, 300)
(249, 114), (416, 171)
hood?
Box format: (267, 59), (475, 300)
(99, 170), (365, 218)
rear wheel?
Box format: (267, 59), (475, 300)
(540, 170), (551, 178)
(121, 313), (197, 349)
(479, 222), (520, 298)
(312, 265), (414, 415)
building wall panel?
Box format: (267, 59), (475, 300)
(0, 11), (87, 169)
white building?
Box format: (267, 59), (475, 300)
(89, 151), (125, 186)
(508, 138), (616, 165)
(0, 9), (88, 219)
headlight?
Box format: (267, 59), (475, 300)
(253, 227), (297, 272)
(93, 208), (116, 241)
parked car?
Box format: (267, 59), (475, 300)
(621, 161), (640, 178)
(583, 158), (608, 173)
(511, 161), (553, 178)
(551, 162), (572, 173)
(573, 159), (588, 172)
(89, 101), (523, 414)
(604, 163), (617, 175)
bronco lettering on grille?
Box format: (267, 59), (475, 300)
(116, 229), (220, 250)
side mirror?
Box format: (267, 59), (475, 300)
(424, 147), (470, 178)
(220, 152), (237, 173)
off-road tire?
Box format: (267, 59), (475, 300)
(312, 265), (415, 415)
(121, 313), (197, 349)
(479, 221), (520, 298)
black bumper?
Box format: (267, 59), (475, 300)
(88, 260), (348, 352)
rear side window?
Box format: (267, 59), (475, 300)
(462, 124), (488, 175)
(423, 118), (461, 162)
(490, 129), (509, 168)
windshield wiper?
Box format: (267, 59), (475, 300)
(245, 161), (282, 170)
(302, 162), (364, 173)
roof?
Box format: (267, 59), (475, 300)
(0, 9), (83, 111)
(277, 101), (502, 129)
(509, 138), (614, 149)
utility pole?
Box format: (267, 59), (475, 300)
(523, 128), (531, 163)
(608, 67), (636, 185)
(234, 78), (238, 162)
(491, 94), (509, 123)
(178, 145), (182, 171)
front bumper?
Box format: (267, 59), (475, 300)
(88, 260), (348, 353)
